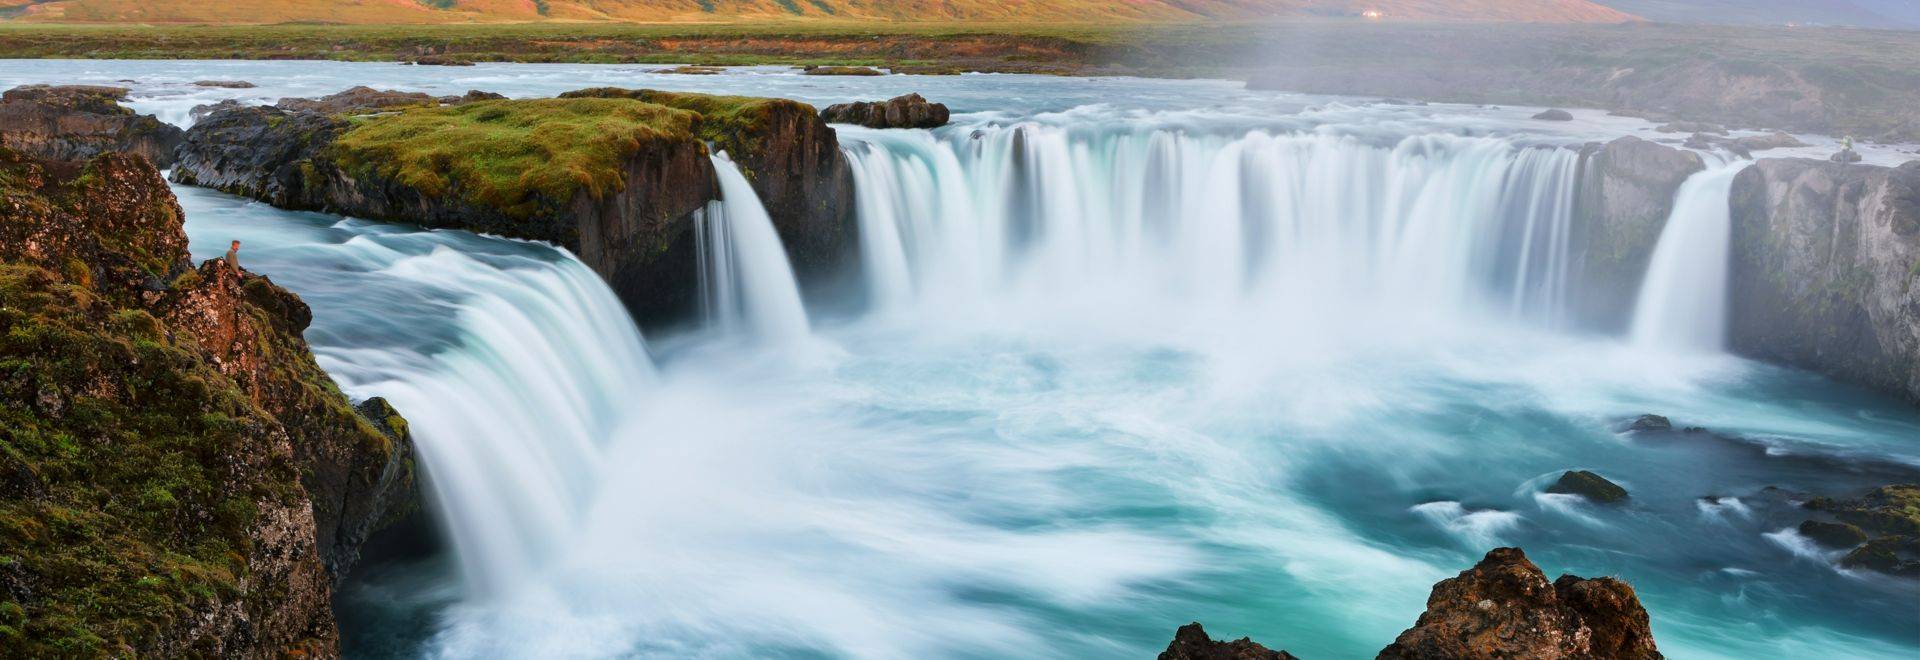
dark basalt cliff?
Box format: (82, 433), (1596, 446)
(1166, 548), (1661, 660)
(0, 148), (415, 656)
(174, 89), (855, 324)
(1570, 136), (1706, 331)
(1729, 159), (1920, 403)
(0, 85), (183, 169)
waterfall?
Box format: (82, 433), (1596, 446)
(1630, 162), (1752, 352)
(314, 246), (657, 597)
(839, 126), (1586, 327)
(697, 154), (813, 343)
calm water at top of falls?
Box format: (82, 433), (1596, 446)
(3, 60), (1917, 658)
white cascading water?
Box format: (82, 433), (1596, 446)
(314, 246), (658, 597)
(697, 153), (813, 343)
(841, 126), (1583, 327)
(1630, 162), (1753, 352)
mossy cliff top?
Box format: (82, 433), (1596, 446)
(557, 88), (819, 165)
(329, 97), (703, 218)
(1, 148), (415, 655)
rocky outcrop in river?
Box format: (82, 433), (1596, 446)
(1165, 548), (1660, 659)
(0, 147), (415, 656)
(0, 84), (183, 168)
(173, 89), (854, 323)
(1728, 158), (1920, 403)
(1570, 136), (1706, 330)
(820, 93), (951, 129)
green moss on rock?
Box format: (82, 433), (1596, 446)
(330, 98), (701, 218)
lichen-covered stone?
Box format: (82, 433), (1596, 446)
(1, 147), (415, 655)
(1159, 623), (1298, 660)
(1799, 520), (1869, 548)
(1729, 159), (1920, 403)
(1377, 548), (1662, 659)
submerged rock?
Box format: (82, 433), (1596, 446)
(1546, 470), (1629, 503)
(1626, 414), (1673, 432)
(1728, 159), (1920, 403)
(0, 84), (183, 167)
(193, 79), (256, 88)
(1533, 109), (1575, 121)
(820, 93), (951, 129)
(1159, 623), (1299, 660)
(1379, 548), (1661, 659)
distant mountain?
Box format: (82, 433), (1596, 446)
(3, 0), (1640, 24)
(1595, 1), (1920, 29)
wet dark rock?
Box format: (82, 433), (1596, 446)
(1570, 137), (1705, 330)
(1532, 109), (1574, 121)
(1804, 485), (1920, 537)
(1159, 623), (1298, 660)
(1799, 520), (1869, 548)
(0, 84), (183, 167)
(820, 93), (951, 129)
(1729, 159), (1920, 402)
(275, 86), (438, 114)
(803, 65), (886, 76)
(194, 79), (256, 88)
(1839, 536), (1920, 577)
(1626, 414), (1673, 432)
(1378, 548), (1661, 659)
(1546, 470), (1629, 503)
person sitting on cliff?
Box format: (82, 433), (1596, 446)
(225, 239), (241, 271)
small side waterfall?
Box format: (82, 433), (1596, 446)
(697, 154), (813, 343)
(1630, 162), (1752, 352)
(316, 246), (658, 596)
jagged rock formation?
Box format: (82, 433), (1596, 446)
(1166, 548), (1660, 659)
(1159, 623), (1299, 660)
(1378, 548), (1662, 659)
(821, 93), (951, 129)
(1570, 136), (1705, 330)
(1728, 159), (1920, 403)
(0, 84), (183, 168)
(0, 147), (415, 655)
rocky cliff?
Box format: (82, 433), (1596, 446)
(1570, 136), (1706, 330)
(174, 90), (855, 324)
(0, 85), (182, 168)
(1729, 158), (1920, 403)
(0, 147), (414, 656)
(1164, 548), (1661, 659)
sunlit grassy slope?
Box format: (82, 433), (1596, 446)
(2, 0), (1639, 25)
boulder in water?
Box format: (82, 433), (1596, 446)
(1626, 414), (1673, 432)
(1533, 108), (1575, 121)
(193, 79), (256, 88)
(1799, 520), (1869, 548)
(1546, 470), (1629, 503)
(0, 84), (183, 167)
(820, 93), (951, 129)
(1657, 121), (1727, 135)
(1158, 623), (1298, 660)
(653, 65), (726, 75)
(1830, 148), (1864, 163)
(1840, 536), (1920, 577)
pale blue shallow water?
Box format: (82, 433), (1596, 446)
(1, 59), (1914, 657)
